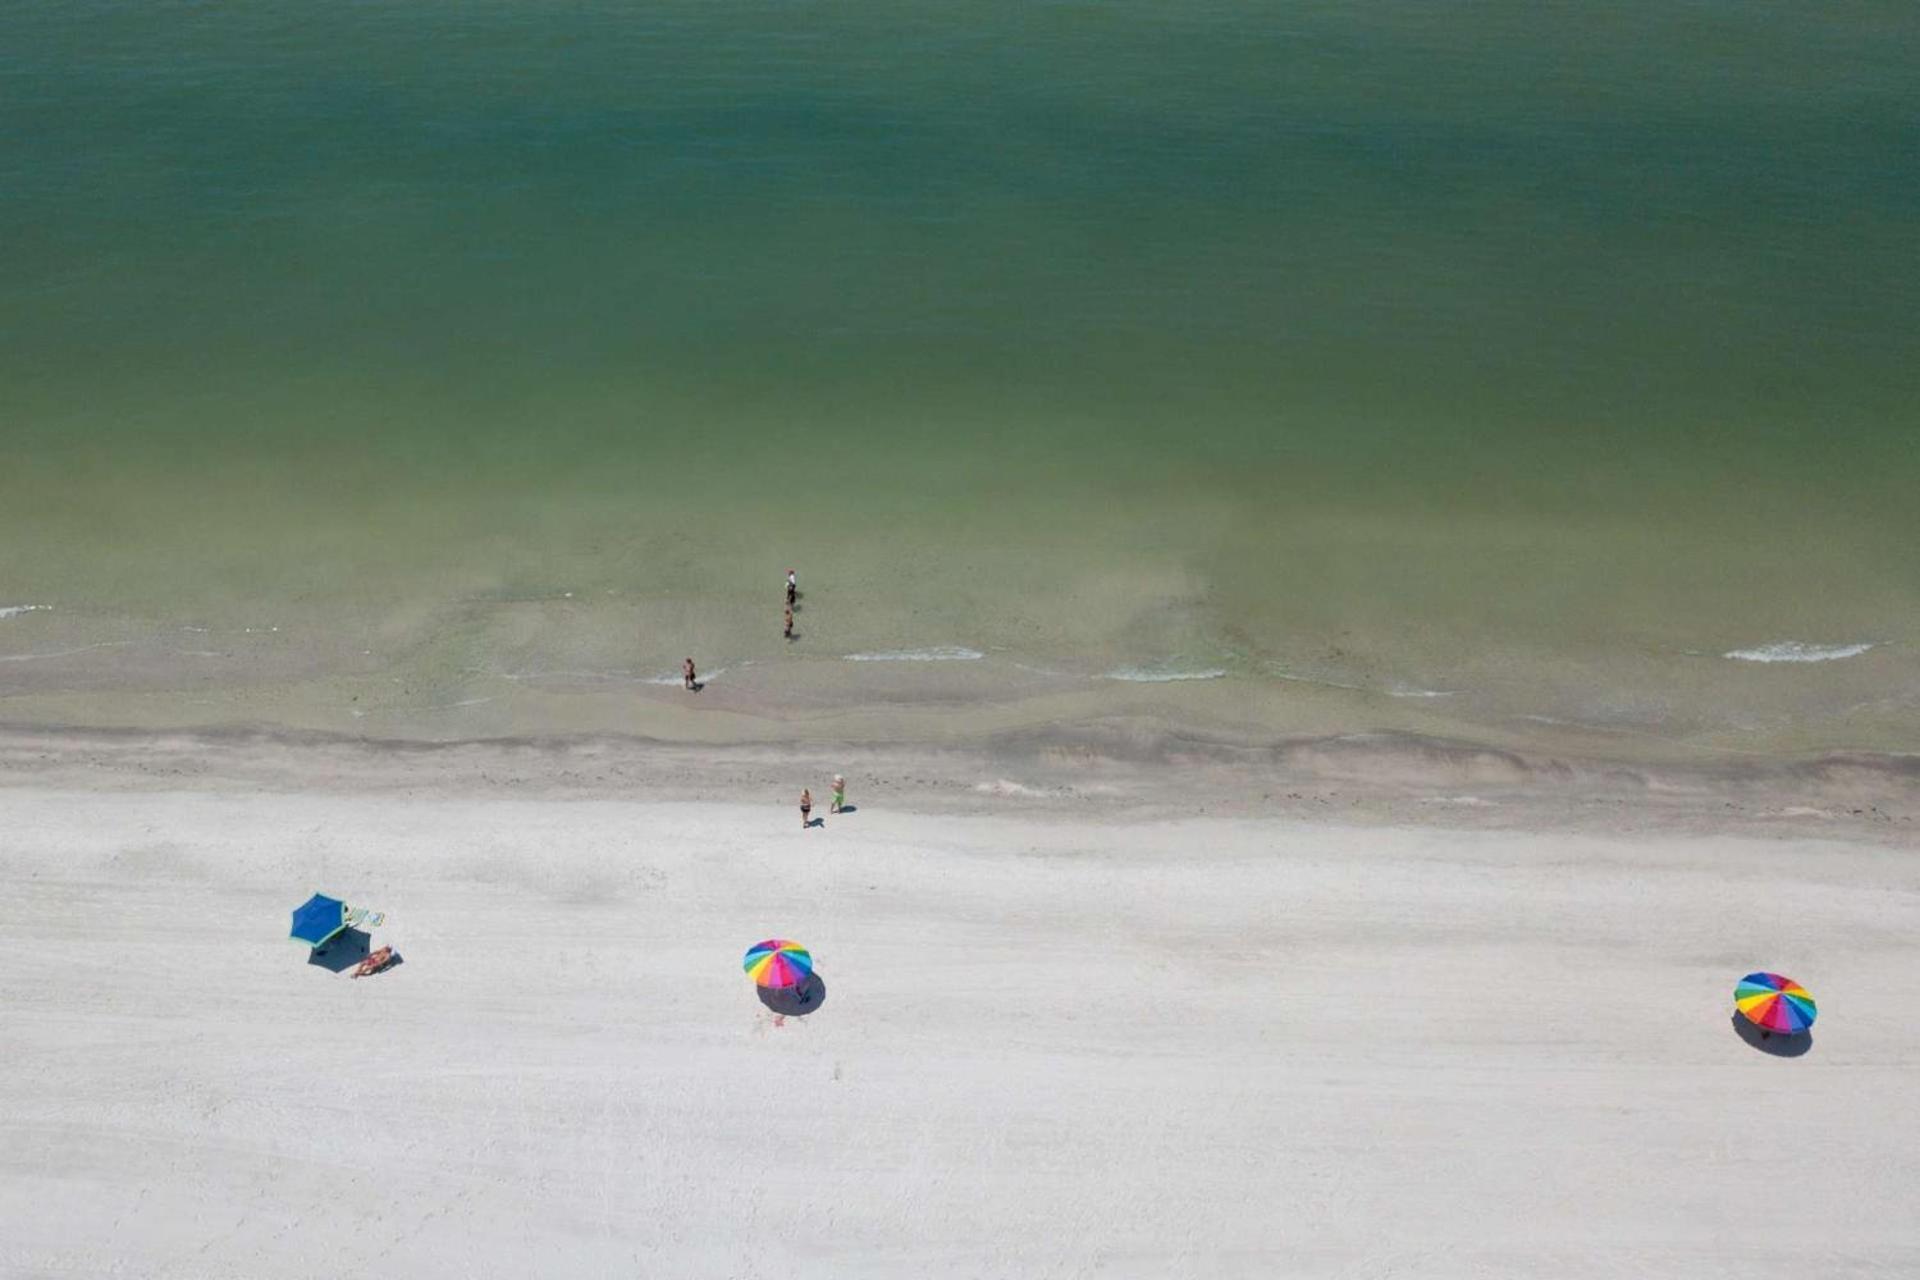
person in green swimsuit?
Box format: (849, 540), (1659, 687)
(830, 774), (846, 814)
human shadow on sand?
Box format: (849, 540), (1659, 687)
(1731, 1012), (1812, 1057)
(757, 973), (828, 1017)
(308, 927), (371, 973)
(833, 805), (857, 815)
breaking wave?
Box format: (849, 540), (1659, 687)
(1724, 642), (1875, 664)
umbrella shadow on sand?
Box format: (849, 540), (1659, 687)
(757, 973), (828, 1017)
(1731, 1012), (1812, 1057)
(307, 927), (371, 973)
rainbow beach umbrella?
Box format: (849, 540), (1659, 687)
(744, 939), (813, 990)
(1735, 972), (1816, 1035)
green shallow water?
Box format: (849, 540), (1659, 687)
(2, 1), (1917, 750)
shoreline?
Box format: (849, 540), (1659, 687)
(4, 602), (1915, 769)
(3, 721), (1913, 845)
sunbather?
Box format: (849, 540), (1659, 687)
(351, 945), (395, 978)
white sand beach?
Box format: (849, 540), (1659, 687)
(3, 736), (1917, 1277)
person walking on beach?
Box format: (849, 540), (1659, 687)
(830, 774), (846, 814)
(683, 657), (697, 691)
(786, 569), (798, 608)
(799, 788), (813, 828)
(783, 603), (794, 640)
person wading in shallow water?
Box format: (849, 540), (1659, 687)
(799, 788), (813, 829)
(683, 657), (697, 691)
(786, 569), (798, 608)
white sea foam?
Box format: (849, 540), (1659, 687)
(974, 779), (1057, 797)
(1724, 641), (1876, 664)
(1270, 666), (1453, 698)
(842, 647), (983, 662)
(642, 667), (727, 685)
(1269, 668), (1365, 692)
(489, 665), (732, 686)
(0, 605), (50, 619)
(0, 641), (132, 662)
(1105, 667), (1226, 683)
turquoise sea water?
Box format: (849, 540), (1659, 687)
(2, 2), (1916, 751)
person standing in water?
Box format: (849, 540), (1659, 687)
(799, 788), (813, 829)
(683, 657), (697, 691)
(830, 774), (846, 814)
(786, 569), (798, 608)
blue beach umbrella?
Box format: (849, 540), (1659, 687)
(290, 893), (349, 947)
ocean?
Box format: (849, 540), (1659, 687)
(3, 0), (1916, 754)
